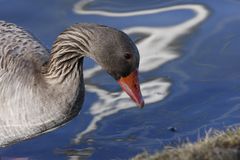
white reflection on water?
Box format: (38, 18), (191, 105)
(73, 1), (209, 143)
(75, 78), (171, 142)
(75, 1), (209, 72)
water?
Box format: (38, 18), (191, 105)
(0, 0), (240, 159)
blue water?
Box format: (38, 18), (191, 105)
(1, 0), (240, 159)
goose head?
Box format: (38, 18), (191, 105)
(54, 24), (144, 107)
(87, 25), (144, 108)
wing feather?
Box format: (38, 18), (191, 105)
(0, 21), (49, 73)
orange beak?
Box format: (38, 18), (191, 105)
(117, 70), (144, 108)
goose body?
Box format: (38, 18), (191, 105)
(0, 21), (143, 146)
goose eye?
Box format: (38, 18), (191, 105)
(124, 53), (132, 60)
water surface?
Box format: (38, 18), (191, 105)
(0, 0), (240, 159)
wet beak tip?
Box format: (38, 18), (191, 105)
(135, 96), (144, 108)
(138, 100), (144, 108)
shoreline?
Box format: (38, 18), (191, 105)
(132, 128), (240, 160)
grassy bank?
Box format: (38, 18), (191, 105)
(132, 128), (240, 160)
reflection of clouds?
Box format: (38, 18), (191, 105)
(73, 1), (209, 143)
(75, 1), (209, 72)
(74, 78), (171, 142)
(74, 0), (205, 18)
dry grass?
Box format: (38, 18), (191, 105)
(132, 128), (240, 160)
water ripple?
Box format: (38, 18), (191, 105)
(73, 1), (209, 144)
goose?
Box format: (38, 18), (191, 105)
(0, 21), (144, 146)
